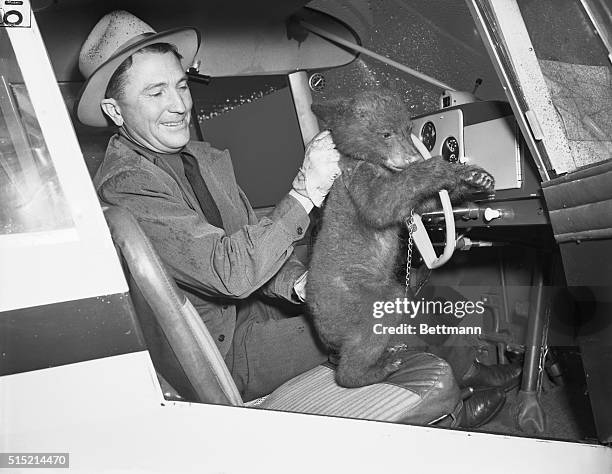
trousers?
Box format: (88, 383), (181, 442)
(225, 300), (328, 401)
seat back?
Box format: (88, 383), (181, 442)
(104, 206), (243, 406)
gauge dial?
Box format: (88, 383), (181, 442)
(420, 121), (436, 151)
(442, 137), (460, 163)
(308, 73), (326, 92)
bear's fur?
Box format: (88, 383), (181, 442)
(307, 89), (494, 388)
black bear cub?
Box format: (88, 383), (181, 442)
(307, 89), (494, 388)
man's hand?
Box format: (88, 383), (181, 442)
(292, 130), (342, 207)
(293, 271), (308, 302)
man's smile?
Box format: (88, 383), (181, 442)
(161, 118), (188, 128)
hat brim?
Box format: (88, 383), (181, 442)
(77, 27), (200, 127)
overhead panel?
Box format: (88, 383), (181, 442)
(35, 2), (359, 81)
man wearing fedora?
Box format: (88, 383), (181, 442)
(77, 10), (338, 401)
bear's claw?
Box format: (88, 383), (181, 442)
(464, 169), (495, 191)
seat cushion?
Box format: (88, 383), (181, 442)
(258, 352), (460, 425)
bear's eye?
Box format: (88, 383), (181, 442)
(382, 132), (392, 139)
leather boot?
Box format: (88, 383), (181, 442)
(459, 387), (506, 428)
(461, 361), (522, 392)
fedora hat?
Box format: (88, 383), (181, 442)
(77, 10), (200, 127)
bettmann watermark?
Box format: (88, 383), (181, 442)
(372, 297), (486, 335)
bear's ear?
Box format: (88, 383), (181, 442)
(310, 102), (336, 121)
(311, 98), (349, 128)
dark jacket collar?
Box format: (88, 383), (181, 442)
(97, 132), (246, 234)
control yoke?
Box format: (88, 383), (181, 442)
(410, 135), (456, 269)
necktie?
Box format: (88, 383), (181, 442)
(180, 152), (224, 229)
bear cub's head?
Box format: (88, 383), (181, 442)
(312, 89), (424, 172)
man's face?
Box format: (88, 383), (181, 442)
(111, 51), (193, 153)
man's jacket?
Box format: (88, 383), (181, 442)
(93, 134), (309, 357)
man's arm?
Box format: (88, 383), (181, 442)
(99, 168), (309, 300)
(235, 186), (307, 303)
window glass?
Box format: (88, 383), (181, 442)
(193, 75), (287, 121)
(518, 0), (612, 165)
(191, 76), (304, 208)
(308, 0), (506, 115)
(0, 29), (73, 235)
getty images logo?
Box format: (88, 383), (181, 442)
(0, 0), (31, 27)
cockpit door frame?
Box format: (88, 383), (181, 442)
(1, 16), (127, 312)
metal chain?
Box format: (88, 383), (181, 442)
(404, 208), (416, 297)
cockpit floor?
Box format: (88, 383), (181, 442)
(477, 348), (598, 443)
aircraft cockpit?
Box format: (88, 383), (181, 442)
(1, 0), (612, 472)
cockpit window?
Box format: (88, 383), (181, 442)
(191, 76), (305, 208)
(0, 28), (73, 235)
(308, 0), (506, 115)
(517, 0), (612, 167)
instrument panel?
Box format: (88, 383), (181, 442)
(412, 101), (522, 191)
(412, 101), (548, 228)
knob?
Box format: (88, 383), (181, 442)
(483, 208), (501, 222)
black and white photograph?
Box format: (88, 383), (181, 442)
(1, 0), (612, 472)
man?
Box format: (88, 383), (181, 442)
(77, 10), (337, 401)
(77, 10), (519, 426)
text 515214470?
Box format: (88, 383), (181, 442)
(0, 453), (69, 468)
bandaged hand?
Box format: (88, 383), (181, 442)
(292, 130), (342, 207)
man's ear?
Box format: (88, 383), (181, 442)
(101, 98), (124, 127)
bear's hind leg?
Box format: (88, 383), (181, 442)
(335, 332), (411, 388)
